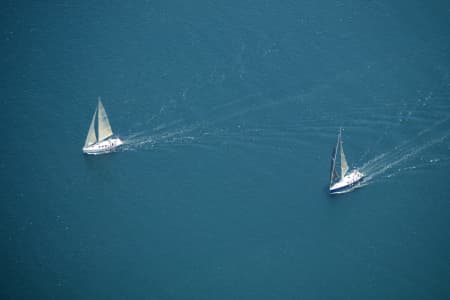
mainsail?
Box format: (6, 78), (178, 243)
(330, 128), (352, 186)
(97, 98), (113, 141)
(329, 132), (340, 186)
(340, 139), (349, 178)
(84, 108), (97, 147)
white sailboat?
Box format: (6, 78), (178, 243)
(329, 129), (364, 194)
(82, 97), (123, 155)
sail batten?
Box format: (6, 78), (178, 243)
(97, 97), (113, 141)
(84, 108), (97, 147)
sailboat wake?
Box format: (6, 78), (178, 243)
(113, 91), (309, 154)
(119, 124), (203, 152)
(359, 117), (450, 186)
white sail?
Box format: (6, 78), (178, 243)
(330, 133), (340, 186)
(340, 139), (349, 178)
(84, 108), (97, 147)
(97, 98), (113, 141)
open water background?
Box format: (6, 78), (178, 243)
(1, 1), (450, 299)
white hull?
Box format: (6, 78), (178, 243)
(82, 138), (123, 155)
(329, 169), (364, 194)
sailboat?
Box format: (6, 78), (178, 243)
(329, 129), (364, 194)
(82, 97), (123, 155)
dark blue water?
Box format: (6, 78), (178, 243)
(2, 1), (450, 299)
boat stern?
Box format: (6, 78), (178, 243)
(115, 138), (124, 146)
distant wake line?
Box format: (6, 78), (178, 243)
(359, 117), (450, 185)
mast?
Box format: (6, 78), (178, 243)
(84, 107), (97, 147)
(97, 97), (113, 141)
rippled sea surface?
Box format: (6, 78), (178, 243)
(2, 1), (450, 299)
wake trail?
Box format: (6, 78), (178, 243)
(120, 124), (204, 152)
(115, 90), (319, 153)
(360, 117), (450, 184)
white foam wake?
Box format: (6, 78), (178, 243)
(359, 117), (450, 185)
